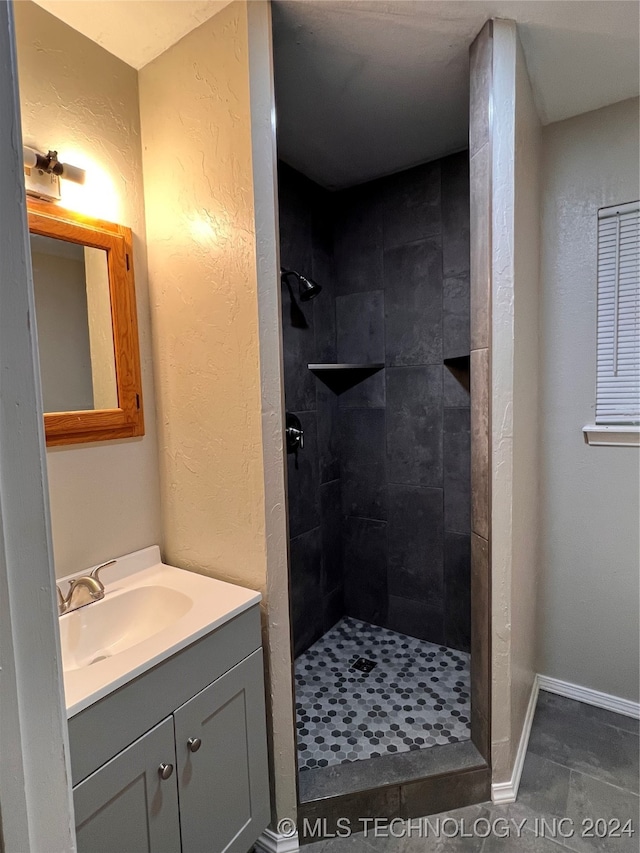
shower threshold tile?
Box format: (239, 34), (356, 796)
(299, 740), (485, 802)
(295, 617), (470, 773)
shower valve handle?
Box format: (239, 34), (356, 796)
(285, 413), (304, 452)
(287, 426), (304, 450)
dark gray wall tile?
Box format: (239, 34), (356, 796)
(441, 151), (470, 277)
(310, 181), (334, 255)
(444, 407), (471, 535)
(444, 364), (471, 407)
(334, 243), (384, 296)
(312, 244), (337, 363)
(384, 238), (443, 366)
(343, 517), (388, 626)
(280, 163), (342, 652)
(317, 384), (340, 483)
(336, 290), (385, 363)
(320, 479), (343, 594)
(282, 154), (472, 656)
(335, 181), (384, 254)
(443, 273), (470, 359)
(322, 586), (344, 635)
(334, 183), (384, 296)
(340, 408), (387, 521)
(290, 526), (323, 657)
(386, 595), (444, 645)
(444, 532), (471, 653)
(387, 366), (443, 487)
(338, 370), (386, 409)
(278, 162), (313, 274)
(382, 161), (441, 249)
(287, 412), (320, 538)
(387, 485), (444, 606)
(282, 292), (317, 412)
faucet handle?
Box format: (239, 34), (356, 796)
(90, 559), (116, 587)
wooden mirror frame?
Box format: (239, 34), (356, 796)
(27, 199), (144, 446)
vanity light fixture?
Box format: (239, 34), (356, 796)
(23, 145), (85, 201)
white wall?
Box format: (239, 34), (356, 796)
(509, 31), (541, 764)
(15, 1), (162, 578)
(490, 20), (542, 785)
(539, 97), (640, 701)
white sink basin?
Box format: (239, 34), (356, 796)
(60, 585), (192, 672)
(59, 546), (261, 717)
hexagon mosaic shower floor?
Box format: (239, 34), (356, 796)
(295, 617), (470, 772)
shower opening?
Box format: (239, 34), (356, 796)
(278, 155), (475, 796)
(273, 0), (488, 829)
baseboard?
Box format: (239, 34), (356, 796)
(255, 827), (300, 853)
(491, 673), (640, 805)
(491, 675), (539, 805)
(538, 674), (640, 720)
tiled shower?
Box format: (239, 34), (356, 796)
(278, 154), (471, 773)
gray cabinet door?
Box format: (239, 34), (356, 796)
(174, 649), (270, 853)
(74, 717), (181, 853)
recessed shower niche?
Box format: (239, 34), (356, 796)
(278, 151), (478, 808)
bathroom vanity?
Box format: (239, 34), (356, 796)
(60, 547), (270, 853)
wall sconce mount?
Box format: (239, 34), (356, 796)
(23, 145), (85, 201)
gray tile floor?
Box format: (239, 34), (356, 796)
(303, 690), (640, 852)
(295, 618), (470, 771)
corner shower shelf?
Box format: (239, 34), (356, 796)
(308, 363), (384, 394)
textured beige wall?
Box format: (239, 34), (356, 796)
(539, 98), (640, 701)
(139, 1), (267, 591)
(140, 0), (296, 825)
(14, 1), (162, 578)
(490, 20), (541, 784)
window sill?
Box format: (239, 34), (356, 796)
(583, 425), (640, 447)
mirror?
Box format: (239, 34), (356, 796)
(27, 199), (144, 446)
(30, 234), (118, 412)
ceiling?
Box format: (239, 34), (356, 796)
(32, 0), (639, 190)
(272, 1), (639, 188)
(33, 0), (233, 69)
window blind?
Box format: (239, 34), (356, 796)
(596, 201), (640, 425)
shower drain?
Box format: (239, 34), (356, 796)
(351, 657), (376, 673)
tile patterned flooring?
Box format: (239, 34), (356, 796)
(302, 690), (640, 852)
(295, 617), (470, 772)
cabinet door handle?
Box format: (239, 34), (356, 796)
(158, 762), (174, 780)
(187, 737), (202, 753)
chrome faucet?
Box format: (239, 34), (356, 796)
(57, 559), (116, 616)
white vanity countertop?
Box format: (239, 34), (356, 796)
(59, 546), (261, 718)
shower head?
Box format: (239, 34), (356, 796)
(281, 268), (322, 301)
